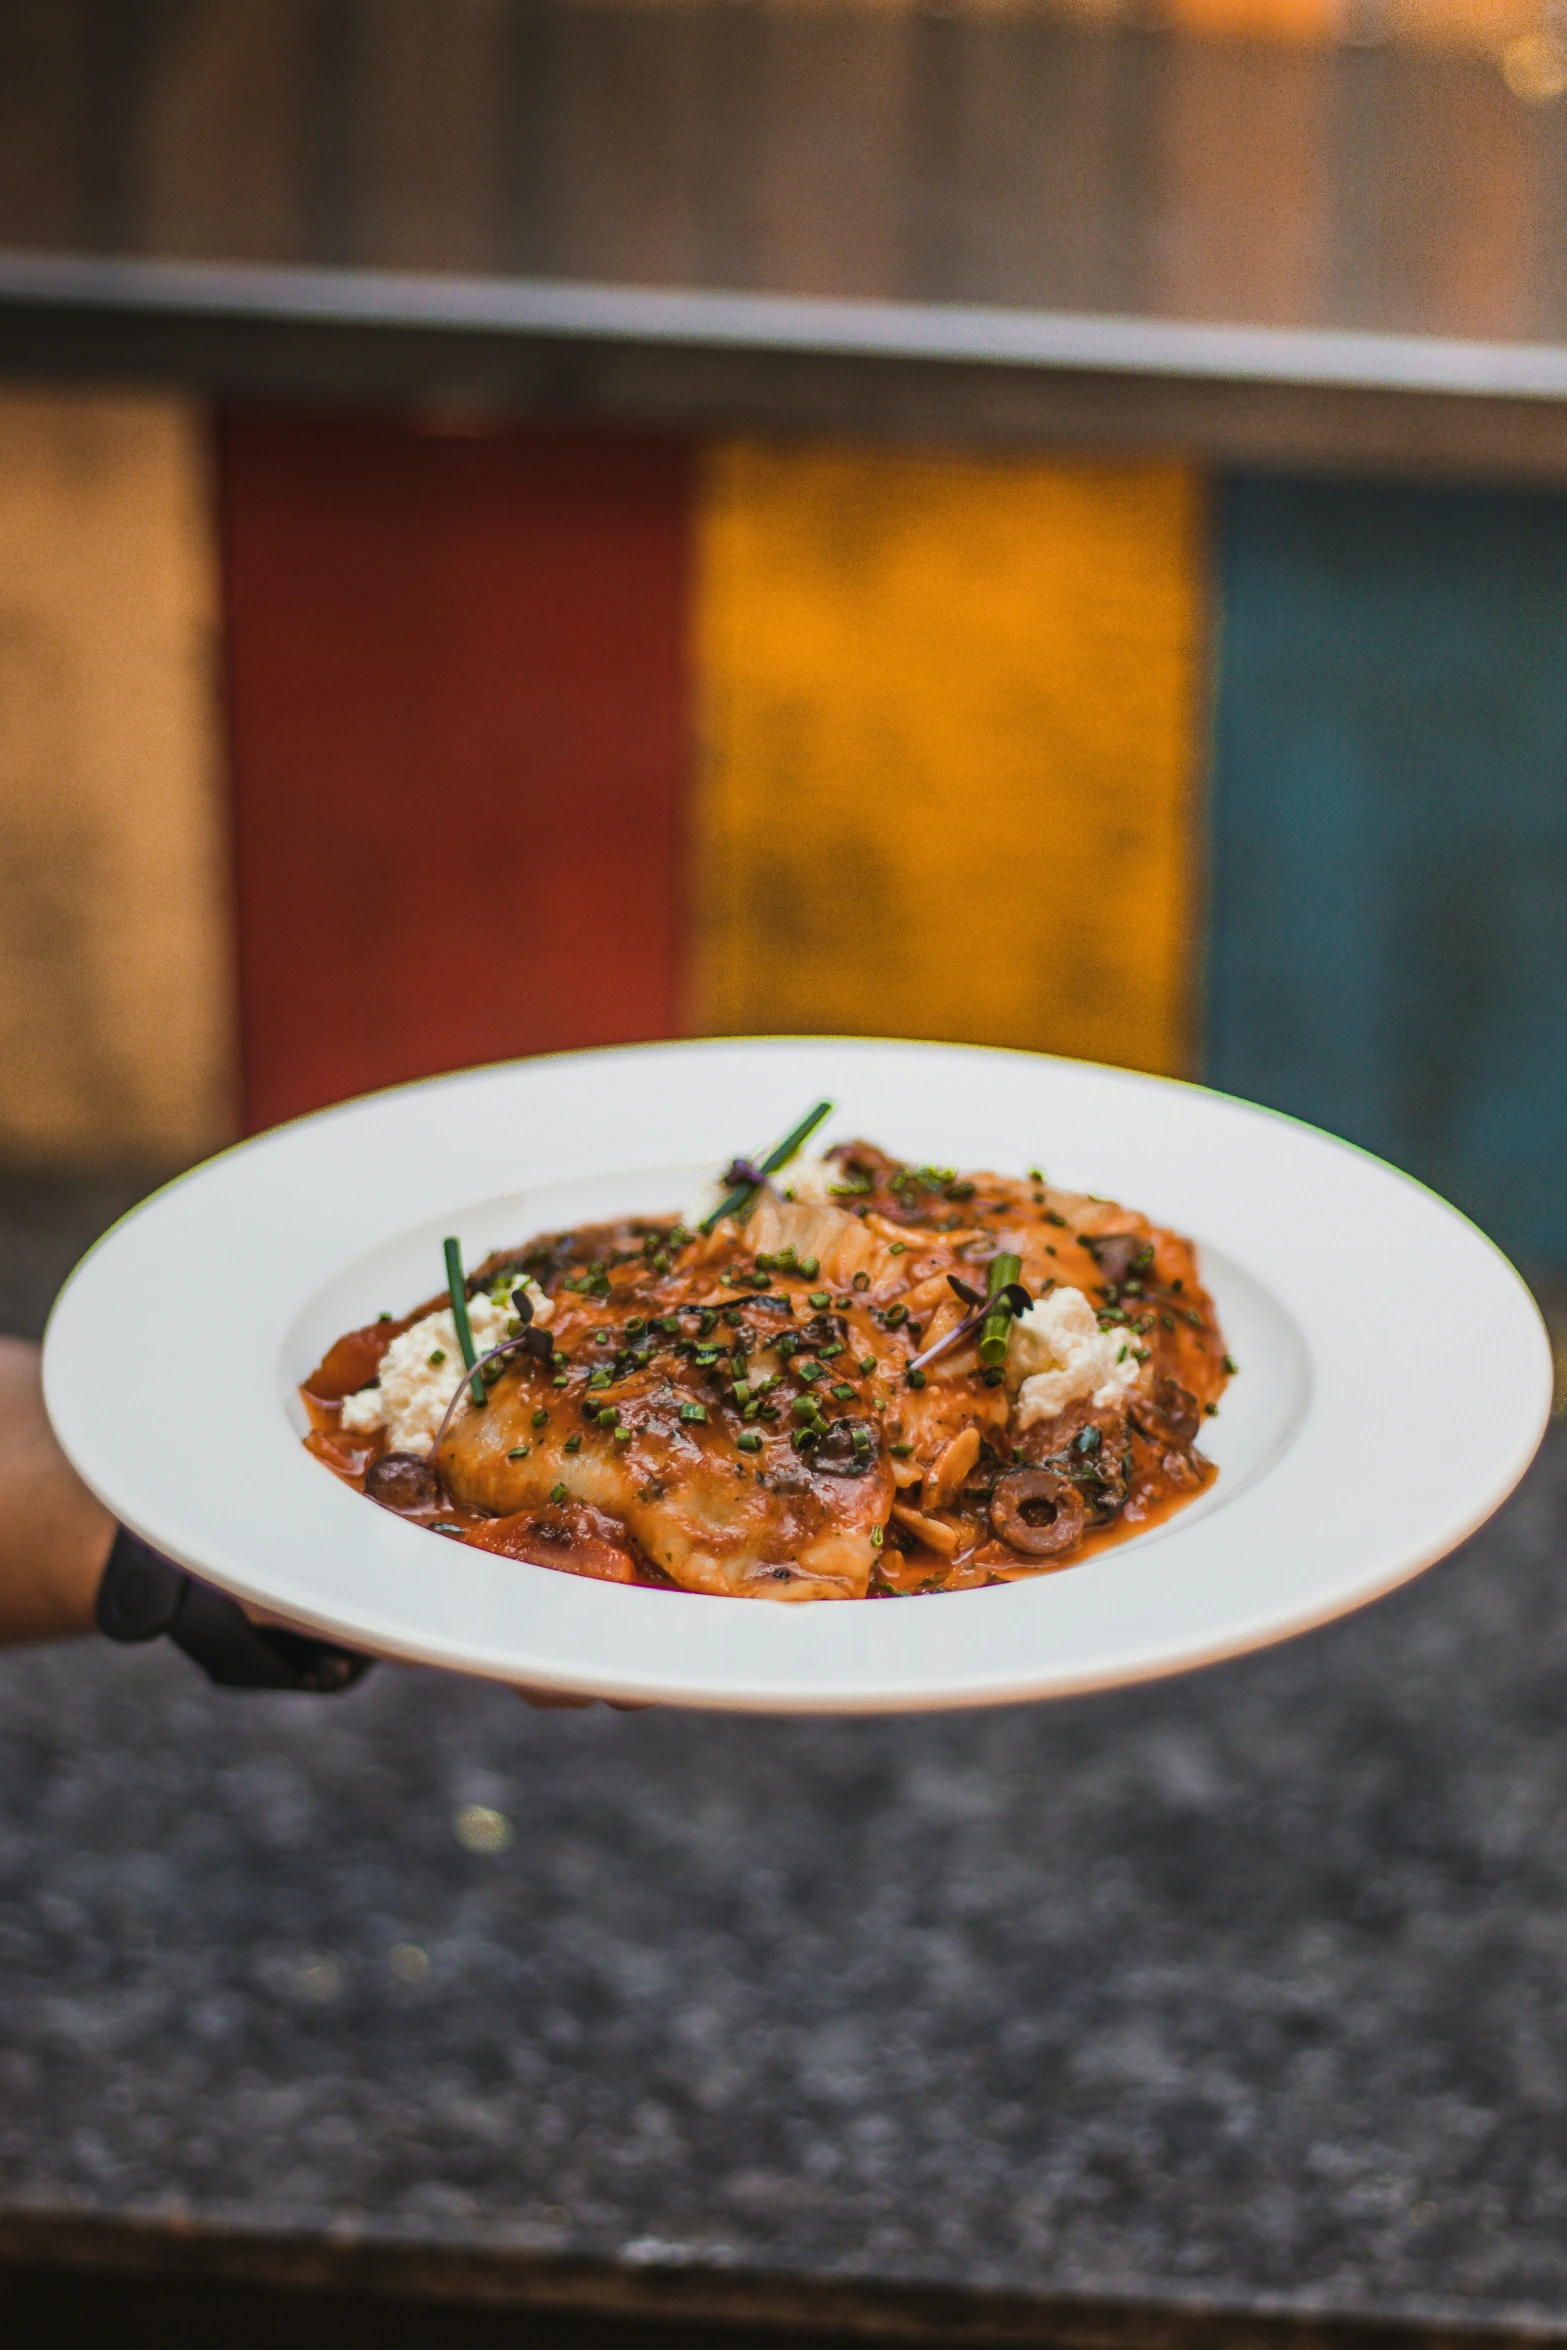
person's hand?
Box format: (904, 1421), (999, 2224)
(0, 1337), (116, 1646)
(0, 1338), (647, 1704)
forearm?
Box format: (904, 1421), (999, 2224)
(0, 1338), (114, 1646)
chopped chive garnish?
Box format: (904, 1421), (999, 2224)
(428, 1348), (447, 1367)
(800, 1257), (819, 1278)
(832, 1383), (856, 1401)
(906, 1367), (927, 1389)
(698, 1100), (835, 1234)
(531, 1408), (548, 1428)
(737, 1429), (762, 1453)
(808, 1291), (829, 1309)
(979, 1254), (1024, 1366)
(1222, 1354), (1239, 1374)
(870, 1525), (884, 1548)
(442, 1237), (487, 1407)
(550, 1482), (567, 1503)
(614, 1426), (632, 1444)
(859, 1356), (876, 1376)
(564, 1435), (581, 1453)
(508, 1445), (530, 1459)
(891, 1441), (913, 1457)
(377, 1311), (393, 1322)
(679, 1402), (708, 1423)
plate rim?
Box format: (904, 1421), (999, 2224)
(42, 1034), (1554, 1713)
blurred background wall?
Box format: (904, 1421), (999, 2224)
(4, 0), (1567, 1281)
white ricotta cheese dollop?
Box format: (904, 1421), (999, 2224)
(686, 1151), (850, 1229)
(340, 1278), (552, 1455)
(779, 1154), (840, 1204)
(1010, 1285), (1142, 1430)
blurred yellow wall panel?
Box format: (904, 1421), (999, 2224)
(1165, 0), (1337, 43)
(690, 440), (1205, 1077)
(0, 387), (236, 1163)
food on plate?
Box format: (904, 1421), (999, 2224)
(301, 1110), (1232, 1601)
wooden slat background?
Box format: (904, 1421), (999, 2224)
(689, 438), (1205, 1077)
(220, 410), (693, 1132)
(1207, 470), (1567, 1272)
(0, 385), (234, 1164)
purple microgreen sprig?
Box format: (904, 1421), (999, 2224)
(426, 1294), (552, 1464)
(906, 1273), (1032, 1377)
(698, 1100), (835, 1235)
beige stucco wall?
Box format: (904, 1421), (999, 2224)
(0, 386), (237, 1164)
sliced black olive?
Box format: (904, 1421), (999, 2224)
(1083, 1232), (1153, 1290)
(364, 1452), (441, 1514)
(801, 1311), (849, 1350)
(990, 1467), (1086, 1558)
(812, 1418), (877, 1476)
(1152, 1375), (1202, 1448)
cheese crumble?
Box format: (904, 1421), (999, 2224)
(779, 1154), (840, 1204)
(686, 1152), (843, 1228)
(340, 1279), (552, 1455)
(1010, 1286), (1141, 1428)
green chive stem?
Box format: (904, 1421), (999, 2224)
(443, 1236), (487, 1406)
(699, 1100), (835, 1233)
(979, 1253), (1024, 1366)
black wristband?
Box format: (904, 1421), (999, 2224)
(96, 1527), (373, 1694)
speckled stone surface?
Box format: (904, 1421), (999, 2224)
(4, 1177), (1567, 2329)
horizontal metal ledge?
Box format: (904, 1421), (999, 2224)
(5, 250), (1567, 404)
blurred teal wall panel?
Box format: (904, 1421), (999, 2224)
(1207, 473), (1567, 1273)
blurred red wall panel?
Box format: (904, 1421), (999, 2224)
(220, 410), (691, 1131)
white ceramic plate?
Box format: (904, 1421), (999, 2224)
(43, 1037), (1551, 1713)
